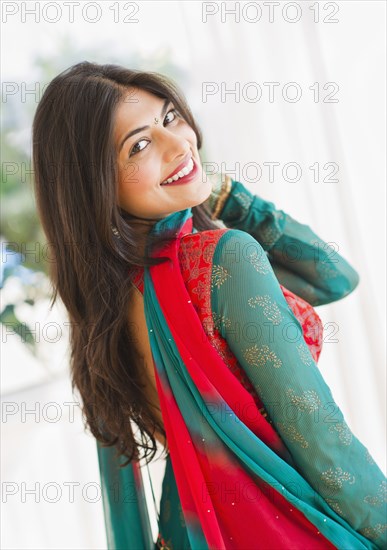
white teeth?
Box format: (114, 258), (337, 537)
(162, 158), (194, 185)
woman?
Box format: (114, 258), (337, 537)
(32, 62), (386, 550)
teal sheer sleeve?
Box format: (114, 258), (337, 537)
(210, 229), (386, 549)
(206, 174), (360, 306)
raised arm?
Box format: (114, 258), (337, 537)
(205, 173), (360, 306)
(210, 229), (386, 549)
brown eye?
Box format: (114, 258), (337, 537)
(164, 109), (178, 125)
(129, 139), (150, 157)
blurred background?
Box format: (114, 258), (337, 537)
(1, 1), (386, 548)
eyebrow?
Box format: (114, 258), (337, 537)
(118, 98), (171, 153)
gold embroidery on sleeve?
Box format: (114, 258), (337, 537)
(212, 312), (232, 332)
(285, 388), (321, 413)
(246, 249), (270, 275)
(359, 523), (387, 541)
(247, 294), (282, 325)
(243, 344), (282, 369)
(325, 498), (344, 517)
(364, 481), (387, 507)
(211, 264), (231, 288)
(320, 467), (355, 490)
(276, 422), (309, 448)
(296, 342), (314, 366)
(327, 421), (353, 446)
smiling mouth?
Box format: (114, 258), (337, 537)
(161, 157), (195, 185)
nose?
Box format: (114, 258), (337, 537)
(157, 126), (191, 164)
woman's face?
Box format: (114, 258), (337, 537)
(114, 87), (212, 221)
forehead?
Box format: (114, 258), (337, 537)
(114, 87), (168, 135)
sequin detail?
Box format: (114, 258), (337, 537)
(285, 388), (321, 413)
(248, 294), (282, 325)
(364, 481), (387, 507)
(328, 422), (353, 446)
(276, 422), (309, 448)
(320, 467), (355, 491)
(243, 344), (283, 369)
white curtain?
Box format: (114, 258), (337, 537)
(2, 1), (385, 548)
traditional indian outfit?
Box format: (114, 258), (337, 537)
(96, 174), (386, 550)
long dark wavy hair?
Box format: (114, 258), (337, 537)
(32, 61), (220, 466)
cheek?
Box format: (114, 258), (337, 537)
(119, 160), (141, 188)
(118, 161), (156, 205)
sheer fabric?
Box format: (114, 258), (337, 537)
(206, 173), (360, 307)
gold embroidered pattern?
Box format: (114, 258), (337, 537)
(328, 422), (353, 446)
(320, 467), (355, 491)
(296, 342), (314, 366)
(247, 294), (282, 325)
(359, 523), (387, 541)
(276, 422), (309, 448)
(212, 312), (232, 332)
(285, 388), (321, 413)
(246, 248), (270, 275)
(364, 481), (387, 507)
(233, 191), (254, 214)
(325, 498), (344, 517)
(243, 344), (282, 369)
(211, 264), (231, 289)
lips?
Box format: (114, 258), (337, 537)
(162, 153), (193, 183)
(160, 156), (198, 187)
